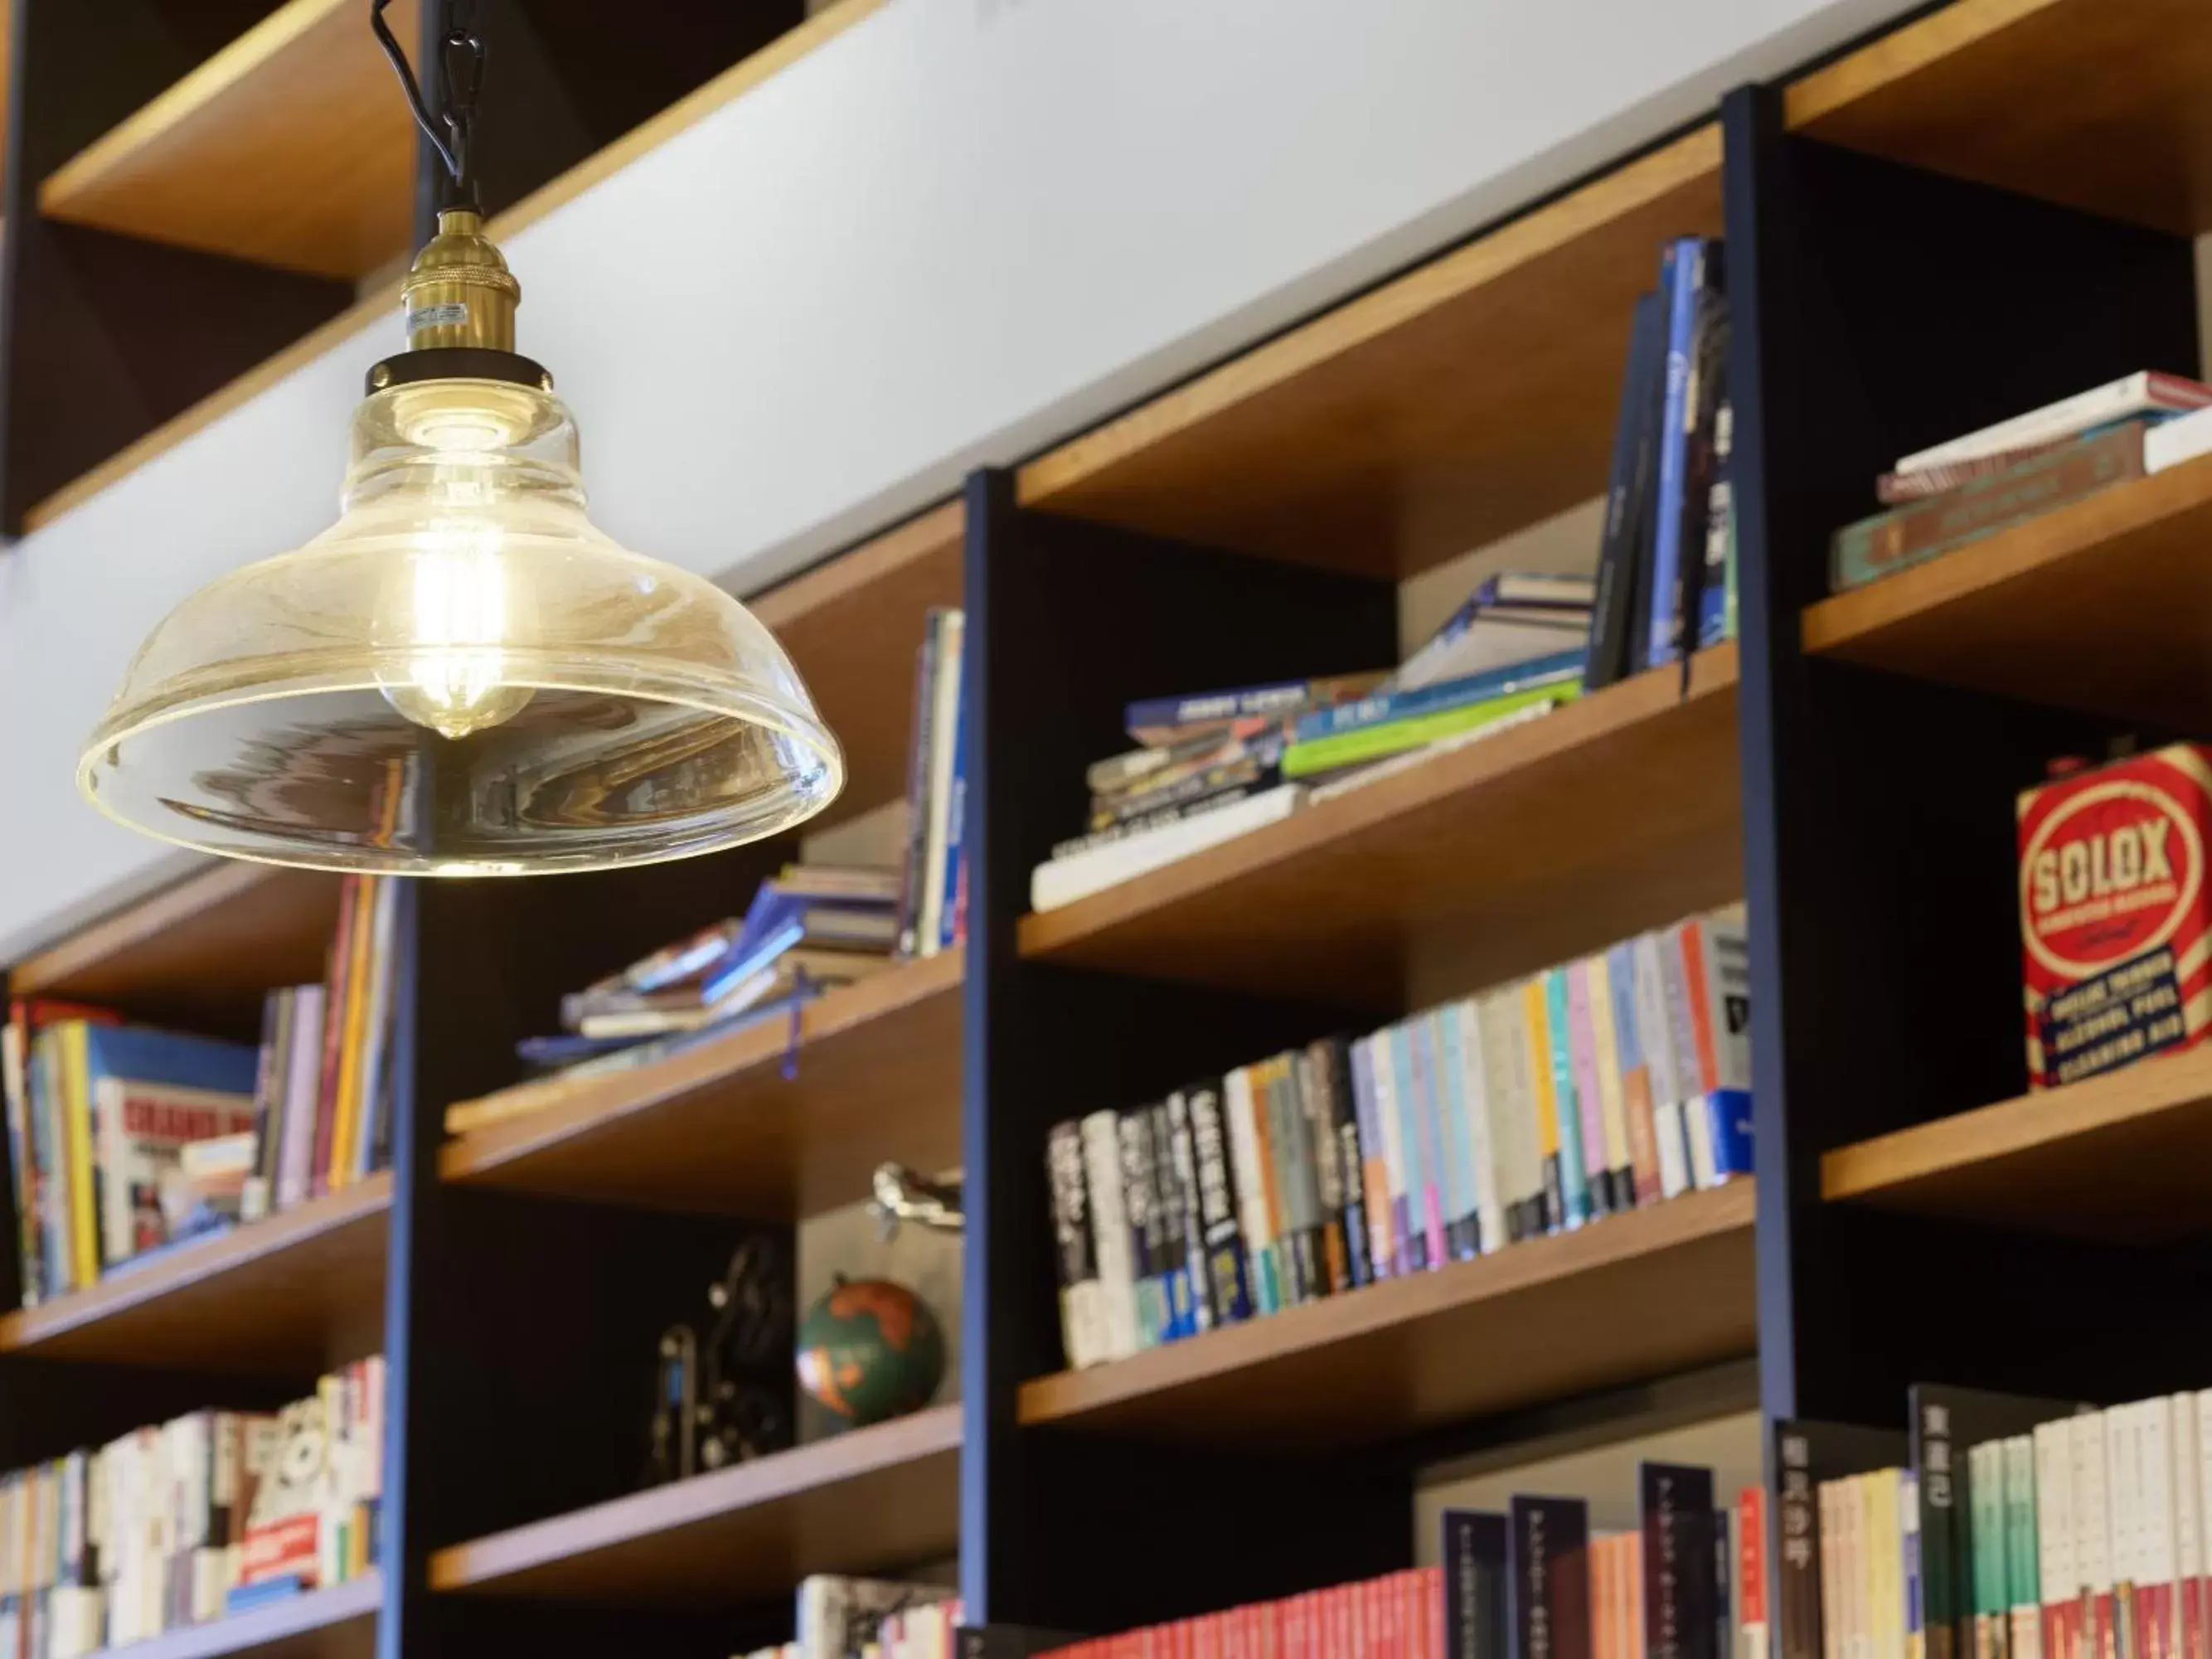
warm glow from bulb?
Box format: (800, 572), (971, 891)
(376, 524), (535, 739)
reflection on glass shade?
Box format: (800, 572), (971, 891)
(79, 379), (843, 875)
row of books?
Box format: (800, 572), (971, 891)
(462, 864), (901, 1123)
(897, 606), (968, 958)
(732, 1574), (959, 1659)
(1039, 1462), (1761, 1659)
(1585, 233), (1736, 691)
(1045, 908), (1752, 1370)
(1782, 1386), (2212, 1659)
(0, 1360), (384, 1659)
(1034, 577), (1594, 914)
(0, 876), (401, 1307)
(242, 873), (405, 1218)
(1831, 370), (2212, 594)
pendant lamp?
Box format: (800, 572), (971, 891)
(77, 2), (844, 876)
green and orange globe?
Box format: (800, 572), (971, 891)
(796, 1278), (946, 1429)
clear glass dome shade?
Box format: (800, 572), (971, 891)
(80, 379), (844, 875)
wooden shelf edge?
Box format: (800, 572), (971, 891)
(39, 0), (350, 219)
(1013, 124), (1722, 516)
(750, 499), (965, 633)
(0, 1175), (392, 1356)
(1821, 1046), (2212, 1204)
(1783, 0), (2055, 131)
(425, 1404), (963, 1594)
(1799, 453), (2212, 660)
(436, 949), (966, 1185)
(96, 1572), (379, 1659)
(1016, 1181), (1755, 1428)
(23, 0), (889, 536)
(1016, 644), (1739, 963)
(8, 861), (269, 989)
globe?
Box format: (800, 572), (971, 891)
(795, 1278), (946, 1429)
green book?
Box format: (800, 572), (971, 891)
(1280, 682), (1579, 779)
(1969, 1441), (2010, 1659)
(2003, 1436), (2038, 1632)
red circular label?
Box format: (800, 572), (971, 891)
(2021, 778), (2201, 979)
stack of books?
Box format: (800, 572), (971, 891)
(448, 866), (900, 1134)
(1830, 370), (2212, 593)
(1782, 1384), (2212, 1659)
(1046, 908), (1749, 1370)
(1585, 234), (1735, 691)
(0, 1358), (385, 1658)
(1032, 577), (1593, 914)
(733, 1574), (960, 1659)
(0, 876), (403, 1307)
(897, 606), (968, 960)
(1039, 1463), (1758, 1659)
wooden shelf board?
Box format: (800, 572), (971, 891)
(39, 0), (420, 279)
(753, 501), (964, 827)
(95, 1575), (379, 1659)
(439, 952), (964, 1220)
(1801, 454), (2212, 729)
(0, 1176), (390, 1375)
(1822, 1046), (2212, 1243)
(1018, 648), (1744, 1006)
(428, 1404), (961, 1606)
(7, 863), (342, 1036)
(1018, 1182), (1756, 1450)
(1015, 126), (1721, 580)
(1787, 0), (2212, 236)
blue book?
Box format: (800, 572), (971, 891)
(697, 915), (808, 1005)
(225, 1577), (308, 1616)
(1544, 968), (1591, 1229)
(938, 661), (968, 952)
(1294, 649), (1584, 742)
(1703, 1088), (1754, 1181)
(1647, 235), (1712, 669)
(80, 1025), (258, 1098)
(1123, 672), (1381, 743)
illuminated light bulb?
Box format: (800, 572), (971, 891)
(374, 525), (535, 740)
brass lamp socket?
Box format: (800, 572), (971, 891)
(365, 211), (551, 396)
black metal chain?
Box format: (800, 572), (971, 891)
(371, 0), (486, 210)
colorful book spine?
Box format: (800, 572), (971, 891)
(1185, 1082), (1252, 1327)
(1648, 235), (1710, 667)
(1544, 968), (1592, 1230)
(1522, 982), (1566, 1236)
(1224, 1067), (1281, 1317)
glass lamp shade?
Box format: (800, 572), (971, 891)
(79, 377), (844, 875)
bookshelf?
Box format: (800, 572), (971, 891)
(8, 0), (2212, 1651)
(1822, 1046), (2212, 1244)
(99, 1574), (381, 1659)
(1018, 647), (1742, 1004)
(1800, 452), (2212, 725)
(426, 1405), (962, 1604)
(439, 949), (963, 1218)
(1016, 1183), (1755, 1452)
(36, 0), (420, 279)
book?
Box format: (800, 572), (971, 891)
(2147, 404), (2212, 476)
(1030, 783), (1306, 912)
(1643, 1463), (1721, 1659)
(1831, 423), (2151, 593)
(918, 609), (966, 958)
(1086, 750), (1276, 830)
(1164, 1091), (1213, 1332)
(1045, 1119), (1108, 1370)
(1184, 1080), (1253, 1327)
(1444, 1509), (1511, 1659)
(1877, 415), (2170, 503)
(1700, 397), (1738, 649)
(1116, 1108), (1166, 1350)
(1892, 371), (2212, 477)
(1282, 683), (1579, 779)
(1744, 1486), (1772, 1659)
(796, 1575), (956, 1659)
(1123, 672), (1386, 748)
(1225, 1065), (1281, 1317)
(1513, 1495), (1593, 1659)
(1077, 1110), (1138, 1361)
(1294, 649), (1585, 743)
(1648, 236), (1720, 669)
(895, 611), (944, 958)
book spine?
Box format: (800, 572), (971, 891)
(1224, 1068), (1280, 1316)
(2008, 1438), (2044, 1659)
(1051, 785), (1265, 861)
(1430, 1009), (1478, 1261)
(1123, 675), (1367, 739)
(1186, 1082), (1251, 1325)
(1147, 1102), (1196, 1341)
(1265, 1058), (1321, 1303)
(1298, 651), (1584, 740)
(1521, 984), (1565, 1235)
(1298, 1045), (1353, 1294)
(1919, 1401), (1961, 1659)
(1045, 1120), (1106, 1370)
(1741, 1485), (1770, 1659)
(1451, 1000), (1501, 1257)
(1564, 961), (1618, 1216)
(1588, 291), (1666, 691)
(1165, 1093), (1214, 1334)
(1118, 1109), (1166, 1349)
(1605, 942), (1663, 1206)
(1544, 968), (1592, 1228)
(1386, 1026), (1430, 1273)
(1831, 424), (2147, 592)
(1700, 400), (1737, 648)
(2036, 1420), (2076, 1659)
(895, 613), (943, 958)
(1654, 930), (1702, 1198)
(918, 611), (965, 958)
(1371, 1026), (1413, 1274)
(2078, 1410), (2113, 1659)
(1281, 682), (1575, 778)
(1319, 1038), (1371, 1288)
(1088, 754), (1273, 831)
(1486, 990), (1541, 1241)
(939, 643), (969, 953)
(1079, 1110), (1137, 1360)
(1407, 1017), (1449, 1268)
(2177, 1397), (2203, 1659)
(1350, 1038), (1395, 1282)
(1647, 237), (1706, 667)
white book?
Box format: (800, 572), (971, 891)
(1348, 1038), (1393, 1280)
(1370, 1022), (1407, 1267)
(1895, 371), (2212, 475)
(1451, 1000), (1505, 1254)
(2147, 403), (2212, 474)
(277, 984), (327, 1213)
(2176, 1397), (2201, 1659)
(1633, 933), (1692, 1197)
(2037, 1419), (2077, 1632)
(1031, 783), (1306, 912)
(1584, 954), (1636, 1207)
(2077, 1408), (2113, 1619)
(1479, 991), (1535, 1230)
(917, 611), (964, 956)
(2145, 1399), (2179, 1657)
(1076, 1109), (1137, 1361)
(2110, 1404), (2142, 1618)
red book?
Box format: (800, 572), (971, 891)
(1739, 1486), (1768, 1640)
(1332, 1586), (1353, 1659)
(1222, 1611), (1247, 1659)
(1425, 1564), (1445, 1659)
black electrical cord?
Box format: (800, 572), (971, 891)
(371, 0), (486, 210)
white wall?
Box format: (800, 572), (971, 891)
(0, 0), (1929, 961)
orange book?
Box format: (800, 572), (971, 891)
(328, 876), (379, 1191)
